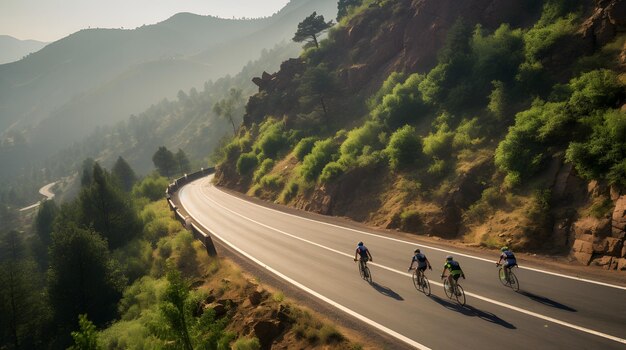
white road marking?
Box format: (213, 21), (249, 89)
(181, 186), (432, 350)
(187, 181), (626, 346)
(206, 178), (626, 292)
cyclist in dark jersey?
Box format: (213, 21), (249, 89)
(354, 241), (373, 264)
(408, 248), (432, 272)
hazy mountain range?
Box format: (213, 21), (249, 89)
(0, 35), (47, 64)
(0, 0), (336, 181)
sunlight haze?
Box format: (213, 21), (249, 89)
(0, 0), (291, 41)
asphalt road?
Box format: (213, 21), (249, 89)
(178, 175), (626, 350)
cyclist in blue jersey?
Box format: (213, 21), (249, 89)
(408, 248), (432, 272)
(354, 241), (373, 264)
(496, 246), (517, 281)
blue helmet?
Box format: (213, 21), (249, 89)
(357, 241), (363, 246)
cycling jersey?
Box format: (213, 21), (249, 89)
(444, 260), (463, 276)
(412, 253), (428, 268)
(356, 246), (369, 260)
(501, 250), (517, 267)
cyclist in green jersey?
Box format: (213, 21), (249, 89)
(441, 255), (465, 293)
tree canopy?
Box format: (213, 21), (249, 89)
(152, 146), (177, 178)
(293, 12), (333, 48)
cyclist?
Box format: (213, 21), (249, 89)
(354, 241), (373, 269)
(496, 246), (517, 281)
(441, 255), (465, 294)
(407, 248), (432, 274)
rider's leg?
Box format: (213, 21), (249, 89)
(447, 275), (454, 292)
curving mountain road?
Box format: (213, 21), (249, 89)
(178, 175), (626, 349)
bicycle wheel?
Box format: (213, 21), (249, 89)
(443, 279), (452, 299)
(412, 271), (420, 291)
(454, 284), (466, 306)
(358, 262), (365, 279)
(363, 265), (372, 282)
(421, 275), (431, 296)
(498, 268), (508, 287)
(509, 271), (519, 292)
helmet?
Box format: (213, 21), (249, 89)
(414, 249), (421, 253)
(446, 255), (453, 260)
(501, 246), (509, 252)
(357, 242), (363, 246)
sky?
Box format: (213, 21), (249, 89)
(1, 0), (291, 42)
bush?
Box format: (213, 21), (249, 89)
(294, 137), (317, 161)
(400, 209), (421, 231)
(236, 152), (258, 175)
(338, 121), (384, 167)
(279, 179), (300, 203)
(566, 109), (626, 185)
(568, 69), (624, 116)
(372, 73), (429, 129)
(255, 120), (288, 159)
(132, 175), (170, 201)
(422, 122), (454, 158)
(300, 139), (338, 182)
(232, 337), (261, 350)
(259, 174), (284, 191)
(385, 125), (421, 171)
(427, 159), (447, 176)
(253, 159), (275, 183)
(320, 162), (346, 183)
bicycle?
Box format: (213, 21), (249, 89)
(356, 258), (372, 282)
(442, 277), (466, 306)
(497, 263), (519, 291)
(410, 268), (431, 296)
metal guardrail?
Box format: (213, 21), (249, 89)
(167, 167), (217, 256)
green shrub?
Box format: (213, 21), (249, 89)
(279, 179), (300, 203)
(320, 162), (346, 183)
(452, 118), (483, 148)
(254, 120), (288, 159)
(294, 137), (317, 161)
(232, 337), (261, 350)
(259, 174), (284, 191)
(236, 152), (258, 175)
(566, 109), (626, 185)
(422, 122), (454, 158)
(132, 175), (170, 201)
(385, 125), (421, 171)
(372, 73), (429, 129)
(300, 139), (338, 182)
(338, 121), (384, 167)
(367, 71), (407, 109)
(427, 159), (447, 176)
(568, 69), (624, 116)
(253, 159), (275, 183)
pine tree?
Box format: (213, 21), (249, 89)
(175, 149), (192, 175)
(111, 156), (137, 192)
(152, 147), (177, 178)
(293, 12), (333, 48)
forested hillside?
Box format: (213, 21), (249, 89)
(215, 0), (626, 269)
(0, 0), (337, 189)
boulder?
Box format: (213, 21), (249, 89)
(248, 289), (265, 306)
(573, 252), (593, 265)
(606, 237), (624, 256)
(622, 245), (626, 258)
(617, 258), (626, 271)
(591, 255), (613, 269)
(572, 217), (611, 238)
(610, 184), (622, 200)
(612, 195), (626, 237)
(254, 320), (284, 350)
(572, 239), (594, 254)
(204, 302), (227, 318)
(587, 180), (607, 198)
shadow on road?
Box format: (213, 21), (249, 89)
(518, 291), (577, 312)
(429, 295), (516, 329)
(369, 281), (404, 301)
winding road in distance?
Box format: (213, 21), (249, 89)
(178, 175), (626, 350)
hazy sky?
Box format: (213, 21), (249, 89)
(1, 0), (291, 42)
